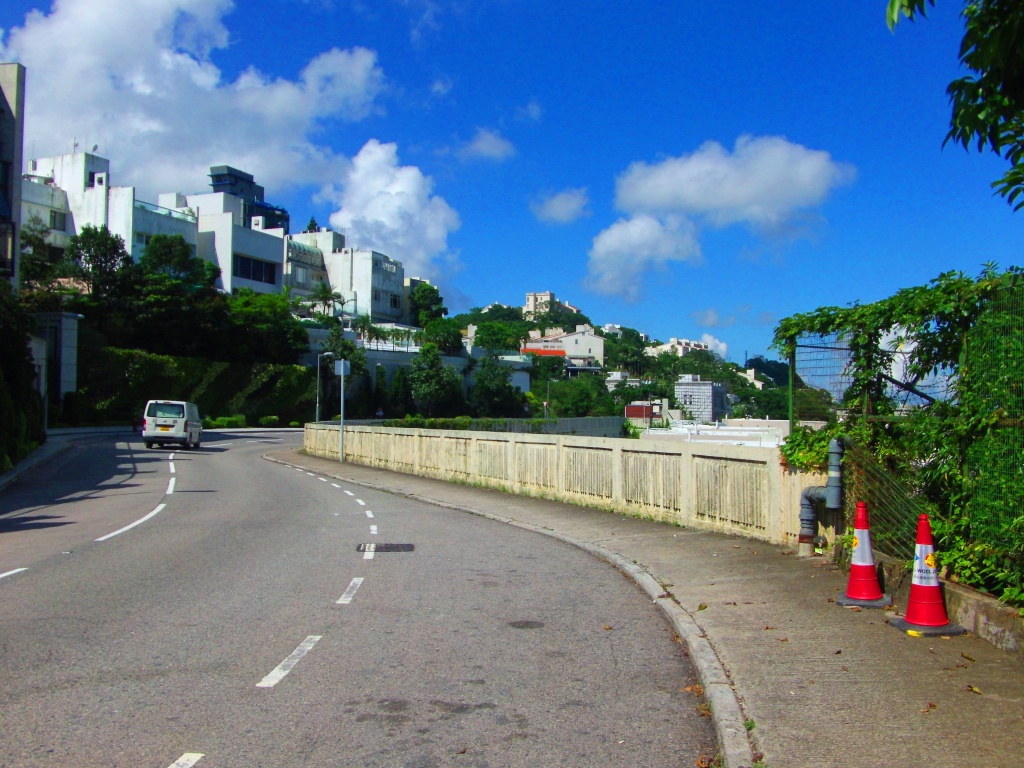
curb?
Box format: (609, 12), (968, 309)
(0, 440), (73, 494)
(264, 452), (756, 768)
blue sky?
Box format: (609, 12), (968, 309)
(3, 1), (1022, 362)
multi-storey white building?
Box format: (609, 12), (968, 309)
(27, 152), (198, 262)
(523, 290), (580, 320)
(647, 337), (710, 357)
(674, 374), (728, 423)
(322, 247), (405, 325)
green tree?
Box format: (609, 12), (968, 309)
(470, 356), (527, 417)
(409, 283), (447, 327)
(603, 327), (649, 376)
(0, 281), (45, 464)
(410, 342), (465, 417)
(139, 234), (218, 287)
(389, 366), (413, 417)
(422, 318), (465, 355)
(308, 280), (341, 317)
(18, 212), (63, 286)
(473, 321), (530, 354)
(373, 364), (390, 416)
(305, 216), (319, 232)
(226, 289), (310, 364)
(66, 225), (132, 299)
(889, 1), (1024, 207)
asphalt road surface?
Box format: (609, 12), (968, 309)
(0, 432), (717, 767)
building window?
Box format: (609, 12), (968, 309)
(87, 171), (96, 188)
(233, 254), (278, 285)
(135, 232), (152, 246)
(293, 265), (309, 287)
(390, 295), (400, 309)
(49, 210), (67, 232)
(373, 289), (381, 301)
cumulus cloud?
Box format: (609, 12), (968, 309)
(615, 135), (856, 232)
(585, 135), (855, 300)
(531, 188), (590, 224)
(585, 215), (700, 302)
(0, 0), (384, 199)
(701, 334), (728, 359)
(459, 128), (515, 161)
(324, 139), (461, 278)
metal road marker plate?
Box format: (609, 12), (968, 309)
(356, 543), (414, 552)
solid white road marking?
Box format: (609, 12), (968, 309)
(169, 462), (176, 474)
(370, 525), (378, 535)
(363, 543), (376, 560)
(257, 635), (322, 688)
(167, 477), (176, 495)
(96, 504), (167, 541)
(167, 754), (204, 767)
(337, 577), (364, 604)
(365, 510), (374, 519)
(0, 568), (28, 580)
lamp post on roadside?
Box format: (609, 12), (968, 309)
(315, 351), (334, 422)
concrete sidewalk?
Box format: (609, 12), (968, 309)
(269, 448), (1024, 768)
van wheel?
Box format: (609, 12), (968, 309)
(145, 442), (154, 449)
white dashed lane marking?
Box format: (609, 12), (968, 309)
(370, 525), (377, 535)
(167, 477), (176, 495)
(167, 754), (204, 767)
(365, 510), (374, 518)
(363, 544), (376, 560)
(256, 635), (322, 688)
(169, 462), (176, 474)
(356, 499), (365, 506)
(344, 490), (354, 496)
(337, 577), (364, 604)
(0, 568), (28, 580)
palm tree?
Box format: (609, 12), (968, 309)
(309, 280), (340, 317)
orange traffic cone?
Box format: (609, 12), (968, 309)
(890, 514), (965, 636)
(836, 502), (891, 608)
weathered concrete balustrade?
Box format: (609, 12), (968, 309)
(304, 423), (829, 547)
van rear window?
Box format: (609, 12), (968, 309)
(147, 402), (184, 418)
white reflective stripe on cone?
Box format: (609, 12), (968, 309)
(851, 528), (874, 567)
(912, 543), (941, 587)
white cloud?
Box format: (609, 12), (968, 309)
(517, 99), (543, 122)
(691, 308), (733, 327)
(430, 76), (453, 97)
(585, 215), (700, 302)
(324, 139), (461, 279)
(0, 0), (384, 199)
(586, 134), (855, 300)
(531, 188), (590, 224)
(459, 128), (515, 161)
(615, 134), (856, 231)
(701, 334), (728, 359)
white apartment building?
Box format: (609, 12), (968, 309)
(287, 226), (341, 302)
(647, 337), (710, 357)
(523, 290), (580, 320)
(27, 152), (198, 262)
(322, 247), (405, 325)
(522, 324), (605, 368)
(674, 374), (728, 423)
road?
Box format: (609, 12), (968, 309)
(0, 432), (717, 767)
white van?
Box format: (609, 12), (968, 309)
(142, 400), (203, 449)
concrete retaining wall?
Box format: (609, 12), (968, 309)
(304, 424), (830, 546)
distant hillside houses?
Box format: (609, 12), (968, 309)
(520, 324), (605, 369)
(646, 337), (710, 357)
(20, 151), (423, 326)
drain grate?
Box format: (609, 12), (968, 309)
(357, 543), (414, 553)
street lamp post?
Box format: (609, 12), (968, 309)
(315, 351), (334, 422)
